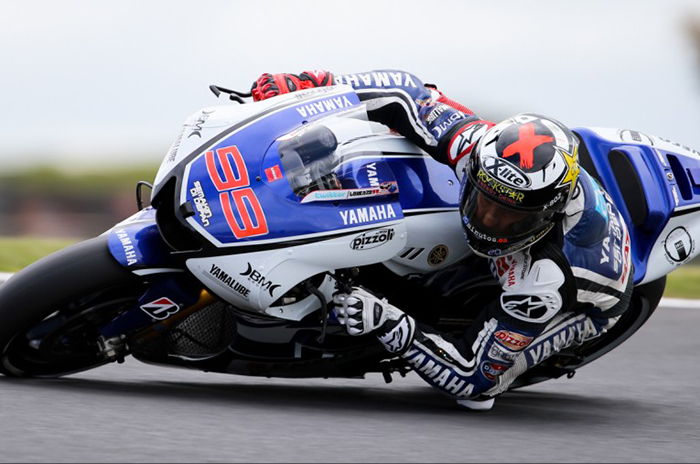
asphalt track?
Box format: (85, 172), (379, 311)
(0, 299), (699, 462)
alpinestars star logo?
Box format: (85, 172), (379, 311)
(378, 316), (412, 353)
(501, 295), (548, 320)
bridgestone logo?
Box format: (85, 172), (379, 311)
(350, 228), (395, 250)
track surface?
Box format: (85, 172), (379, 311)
(0, 303), (699, 463)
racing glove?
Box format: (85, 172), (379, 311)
(251, 70), (335, 101)
(332, 287), (415, 354)
(424, 83), (475, 116)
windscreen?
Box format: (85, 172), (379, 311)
(278, 124), (342, 197)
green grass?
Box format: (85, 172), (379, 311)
(664, 265), (700, 299)
(0, 165), (158, 197)
(0, 237), (78, 272)
(0, 236), (699, 299)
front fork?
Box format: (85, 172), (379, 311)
(98, 206), (214, 361)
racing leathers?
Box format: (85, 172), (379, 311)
(252, 69), (634, 406)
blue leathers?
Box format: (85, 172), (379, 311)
(333, 70), (633, 404)
(334, 70), (494, 168)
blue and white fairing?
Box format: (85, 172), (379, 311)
(105, 207), (179, 273)
(150, 85), (471, 317)
(575, 127), (700, 284)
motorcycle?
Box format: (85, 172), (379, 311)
(1, 83), (699, 394)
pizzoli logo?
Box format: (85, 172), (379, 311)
(350, 228), (395, 250)
(494, 330), (533, 351)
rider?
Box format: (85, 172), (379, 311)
(250, 70), (634, 410)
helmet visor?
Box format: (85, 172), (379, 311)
(461, 187), (554, 248)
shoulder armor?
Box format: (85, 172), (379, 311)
(500, 258), (565, 323)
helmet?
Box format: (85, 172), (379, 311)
(460, 113), (580, 257)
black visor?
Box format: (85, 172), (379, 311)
(460, 185), (554, 256)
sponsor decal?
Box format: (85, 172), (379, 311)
(672, 186), (680, 207)
(336, 71), (418, 89)
(494, 330), (533, 351)
(404, 347), (476, 398)
(501, 294), (548, 320)
(365, 162), (379, 187)
(293, 86), (335, 100)
(488, 344), (519, 364)
(600, 203), (623, 275)
(433, 112), (465, 138)
(555, 145), (580, 196)
(482, 156), (530, 188)
(490, 256), (511, 278)
(380, 181), (398, 193)
(240, 263), (281, 297)
(652, 147), (668, 167)
(190, 180), (213, 227)
(140, 297), (180, 320)
(377, 316), (413, 353)
(663, 226), (695, 264)
(657, 136), (700, 157)
(295, 95), (354, 118)
(481, 361), (509, 381)
(348, 188), (379, 198)
(188, 109), (215, 139)
(300, 183), (398, 204)
(425, 104), (447, 124)
(339, 204), (397, 225)
(618, 129), (654, 145)
(167, 125), (186, 162)
(542, 191), (565, 211)
(265, 165), (283, 183)
(302, 190), (350, 202)
(526, 316), (601, 366)
(350, 228), (395, 250)
(622, 232), (631, 284)
(447, 121), (493, 164)
(476, 169), (525, 204)
(427, 244), (449, 266)
(209, 264), (250, 298)
(114, 228), (138, 266)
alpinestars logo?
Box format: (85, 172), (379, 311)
(378, 316), (413, 353)
(140, 297), (180, 320)
(501, 295), (548, 320)
(447, 121), (492, 164)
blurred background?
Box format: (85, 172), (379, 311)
(2, 0), (700, 268)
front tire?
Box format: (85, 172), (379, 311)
(0, 235), (143, 377)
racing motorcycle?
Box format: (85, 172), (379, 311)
(1, 84), (699, 394)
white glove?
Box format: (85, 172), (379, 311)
(333, 287), (415, 353)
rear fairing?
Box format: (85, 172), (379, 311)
(575, 127), (700, 284)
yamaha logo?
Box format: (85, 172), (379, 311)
(350, 228), (395, 250)
(483, 156), (531, 188)
(663, 226), (695, 264)
(427, 245), (449, 266)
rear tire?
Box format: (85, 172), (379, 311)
(0, 235), (143, 377)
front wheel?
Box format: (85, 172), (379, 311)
(0, 235), (144, 377)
